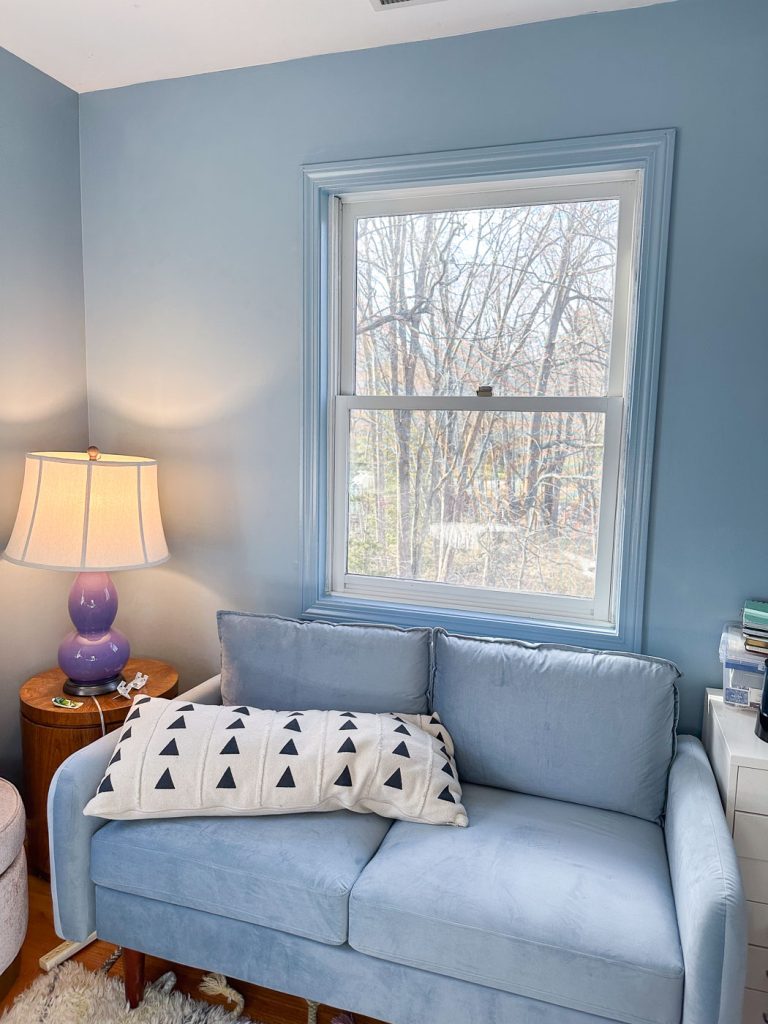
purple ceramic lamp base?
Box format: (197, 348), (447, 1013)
(59, 572), (130, 696)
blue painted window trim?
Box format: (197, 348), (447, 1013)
(301, 130), (675, 651)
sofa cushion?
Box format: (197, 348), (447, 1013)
(84, 696), (467, 828)
(432, 630), (679, 821)
(91, 809), (391, 945)
(219, 613), (430, 714)
(349, 783), (684, 1024)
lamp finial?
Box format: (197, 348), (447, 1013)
(87, 446), (100, 461)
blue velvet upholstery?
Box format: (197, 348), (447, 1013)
(349, 783), (683, 1024)
(433, 630), (679, 822)
(218, 613), (431, 714)
(47, 625), (745, 1024)
(48, 674), (223, 941)
(93, 886), (624, 1024)
(665, 737), (747, 1024)
(91, 809), (391, 945)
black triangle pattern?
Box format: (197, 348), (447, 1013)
(125, 707), (141, 723)
(384, 769), (402, 790)
(160, 739), (179, 756)
(227, 718), (245, 730)
(232, 707), (250, 716)
(338, 737), (357, 754)
(217, 767), (236, 789)
(340, 712), (357, 718)
(392, 741), (410, 758)
(288, 712), (304, 717)
(284, 718), (302, 733)
(108, 749), (121, 766)
(136, 696), (152, 705)
(441, 761), (454, 777)
(122, 727), (132, 740)
(440, 745), (448, 756)
(276, 767), (296, 788)
(335, 765), (353, 787)
(339, 720), (357, 731)
(177, 704), (195, 712)
(280, 739), (298, 755)
(220, 737), (240, 755)
(167, 716), (186, 730)
(429, 714), (440, 724)
(438, 786), (455, 804)
(392, 715), (403, 722)
(436, 731), (445, 743)
(98, 775), (114, 794)
(394, 724), (410, 736)
(155, 768), (175, 790)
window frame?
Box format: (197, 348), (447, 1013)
(301, 131), (675, 650)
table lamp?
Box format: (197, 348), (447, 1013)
(2, 447), (169, 696)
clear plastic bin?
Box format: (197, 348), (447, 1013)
(720, 623), (766, 708)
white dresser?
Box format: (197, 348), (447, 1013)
(703, 688), (768, 1023)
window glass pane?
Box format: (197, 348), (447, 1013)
(347, 409), (605, 599)
(354, 200), (619, 398)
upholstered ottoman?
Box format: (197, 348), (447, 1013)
(0, 780), (27, 1000)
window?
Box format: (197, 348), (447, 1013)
(303, 133), (674, 648)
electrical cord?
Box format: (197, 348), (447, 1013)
(90, 696), (107, 737)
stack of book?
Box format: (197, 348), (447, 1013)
(743, 600), (768, 656)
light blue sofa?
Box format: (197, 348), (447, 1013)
(48, 617), (746, 1024)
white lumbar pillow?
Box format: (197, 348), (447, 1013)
(85, 696), (467, 827)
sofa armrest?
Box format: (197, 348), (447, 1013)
(665, 735), (747, 1024)
(48, 673), (222, 940)
(178, 673), (222, 706)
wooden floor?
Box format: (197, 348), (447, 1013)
(0, 875), (384, 1024)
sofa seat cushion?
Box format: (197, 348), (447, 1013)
(91, 809), (391, 945)
(348, 784), (684, 1024)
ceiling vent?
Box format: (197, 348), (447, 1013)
(370, 0), (448, 10)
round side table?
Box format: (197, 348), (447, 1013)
(20, 657), (178, 877)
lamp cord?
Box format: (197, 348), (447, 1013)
(90, 696), (107, 737)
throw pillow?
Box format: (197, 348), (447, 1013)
(84, 697), (467, 827)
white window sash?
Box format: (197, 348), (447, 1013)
(327, 172), (641, 630)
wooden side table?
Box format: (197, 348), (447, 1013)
(20, 657), (178, 877)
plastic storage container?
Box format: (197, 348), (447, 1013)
(720, 623), (766, 708)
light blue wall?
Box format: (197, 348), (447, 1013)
(78, 0), (768, 734)
(0, 48), (88, 785)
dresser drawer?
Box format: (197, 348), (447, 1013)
(749, 901), (768, 948)
(735, 813), (768, 862)
(747, 945), (768, 993)
(742, 860), (768, 904)
(743, 986), (768, 1023)
(738, 768), (768, 816)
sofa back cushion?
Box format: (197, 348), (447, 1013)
(432, 630), (679, 822)
(219, 613), (431, 715)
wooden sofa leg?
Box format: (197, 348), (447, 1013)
(123, 949), (145, 1009)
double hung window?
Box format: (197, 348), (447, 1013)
(303, 134), (674, 646)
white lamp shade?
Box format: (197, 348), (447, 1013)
(3, 452), (169, 572)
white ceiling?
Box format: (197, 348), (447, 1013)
(0, 0), (674, 94)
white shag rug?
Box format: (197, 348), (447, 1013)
(1, 962), (258, 1024)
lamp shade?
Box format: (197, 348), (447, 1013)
(3, 451), (169, 572)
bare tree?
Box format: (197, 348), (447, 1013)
(349, 199), (618, 599)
